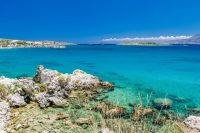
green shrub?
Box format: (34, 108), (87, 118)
(9, 84), (23, 94)
(39, 84), (47, 92)
(75, 80), (80, 84)
(58, 77), (68, 88)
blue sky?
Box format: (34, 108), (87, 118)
(0, 0), (200, 43)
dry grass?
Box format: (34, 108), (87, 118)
(7, 89), (184, 133)
(0, 84), (9, 100)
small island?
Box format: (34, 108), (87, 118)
(118, 42), (161, 46)
(0, 38), (73, 48)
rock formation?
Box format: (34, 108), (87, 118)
(0, 65), (114, 132)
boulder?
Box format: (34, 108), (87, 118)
(7, 93), (27, 107)
(67, 69), (100, 90)
(35, 92), (50, 108)
(47, 82), (61, 94)
(18, 78), (34, 91)
(35, 92), (69, 108)
(48, 97), (69, 108)
(16, 78), (35, 103)
(153, 98), (172, 110)
(1, 66), (114, 109)
(184, 116), (200, 131)
(33, 65), (59, 84)
(0, 76), (18, 90)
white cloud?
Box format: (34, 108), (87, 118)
(102, 36), (191, 42)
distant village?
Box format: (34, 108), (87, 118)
(0, 38), (71, 48)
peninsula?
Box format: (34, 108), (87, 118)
(0, 38), (73, 48)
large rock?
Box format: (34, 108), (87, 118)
(33, 65), (59, 84)
(7, 93), (27, 107)
(18, 78), (34, 92)
(33, 65), (113, 92)
(35, 93), (68, 108)
(0, 77), (35, 97)
(0, 76), (18, 90)
(184, 116), (200, 131)
(1, 66), (114, 109)
(0, 101), (10, 133)
(67, 69), (100, 90)
(48, 97), (69, 108)
(153, 98), (173, 110)
(35, 92), (50, 108)
(17, 78), (35, 103)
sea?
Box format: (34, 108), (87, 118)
(1, 44), (200, 114)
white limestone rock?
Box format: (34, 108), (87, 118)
(67, 69), (100, 90)
(35, 92), (50, 108)
(48, 97), (68, 107)
(33, 65), (59, 84)
(7, 93), (27, 107)
(18, 77), (34, 91)
(0, 76), (18, 90)
(184, 115), (200, 131)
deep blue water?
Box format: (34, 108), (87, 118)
(1, 45), (200, 113)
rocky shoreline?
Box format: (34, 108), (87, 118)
(0, 66), (200, 133)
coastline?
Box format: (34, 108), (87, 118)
(0, 66), (200, 132)
(0, 38), (76, 49)
(0, 45), (67, 49)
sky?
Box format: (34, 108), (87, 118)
(0, 0), (200, 43)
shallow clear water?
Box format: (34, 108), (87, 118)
(1, 45), (200, 112)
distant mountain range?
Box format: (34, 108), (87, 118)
(172, 34), (200, 44)
(102, 34), (200, 45)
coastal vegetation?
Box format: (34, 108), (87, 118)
(0, 66), (199, 133)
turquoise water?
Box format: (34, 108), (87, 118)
(1, 45), (200, 112)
